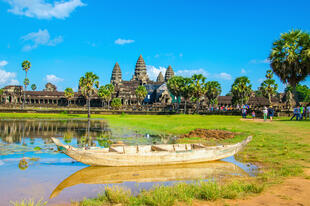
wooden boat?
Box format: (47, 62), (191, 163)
(51, 136), (252, 166)
(50, 161), (247, 199)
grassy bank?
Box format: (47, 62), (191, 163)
(3, 113), (310, 205)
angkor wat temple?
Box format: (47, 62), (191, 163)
(0, 55), (285, 110)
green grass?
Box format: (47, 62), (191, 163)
(79, 180), (264, 206)
(3, 113), (309, 205)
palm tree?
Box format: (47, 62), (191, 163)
(98, 84), (114, 109)
(64, 88), (74, 107)
(79, 72), (99, 118)
(179, 77), (193, 114)
(269, 29), (310, 104)
(231, 76), (252, 105)
(259, 70), (278, 105)
(190, 74), (206, 113)
(31, 84), (37, 91)
(205, 81), (222, 107)
(167, 76), (183, 112)
(21, 60), (31, 108)
(135, 85), (147, 105)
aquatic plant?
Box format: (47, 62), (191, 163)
(10, 198), (47, 206)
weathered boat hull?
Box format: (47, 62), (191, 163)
(50, 161), (248, 199)
(51, 136), (252, 166)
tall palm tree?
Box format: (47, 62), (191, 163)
(179, 77), (193, 114)
(64, 88), (74, 107)
(259, 70), (278, 105)
(190, 74), (206, 113)
(269, 29), (310, 104)
(21, 60), (31, 108)
(135, 85), (147, 105)
(167, 76), (183, 112)
(231, 76), (252, 105)
(98, 84), (114, 109)
(79, 72), (99, 118)
(205, 81), (222, 107)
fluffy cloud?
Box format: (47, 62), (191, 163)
(45, 74), (63, 83)
(250, 59), (270, 64)
(0, 60), (8, 67)
(114, 38), (135, 45)
(214, 72), (232, 80)
(0, 69), (19, 86)
(241, 68), (246, 74)
(5, 0), (85, 19)
(147, 65), (167, 81)
(176, 68), (209, 77)
(21, 29), (63, 51)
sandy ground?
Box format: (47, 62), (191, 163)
(190, 169), (310, 206)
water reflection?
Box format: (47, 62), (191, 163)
(50, 161), (247, 199)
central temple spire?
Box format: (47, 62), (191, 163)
(110, 62), (122, 85)
(132, 55), (149, 83)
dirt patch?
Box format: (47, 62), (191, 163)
(191, 169), (310, 206)
(180, 129), (235, 140)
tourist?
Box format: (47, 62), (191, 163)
(300, 105), (304, 120)
(290, 106), (300, 121)
(242, 106), (247, 118)
(252, 110), (256, 120)
(306, 103), (310, 120)
(268, 106), (274, 121)
(263, 106), (268, 121)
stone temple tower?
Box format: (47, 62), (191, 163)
(165, 65), (174, 82)
(132, 55), (149, 83)
(156, 72), (164, 83)
(110, 62), (122, 85)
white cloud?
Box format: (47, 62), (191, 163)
(5, 0), (85, 19)
(176, 68), (209, 77)
(154, 54), (160, 58)
(0, 60), (8, 67)
(250, 59), (270, 64)
(21, 29), (63, 51)
(214, 72), (232, 80)
(114, 38), (135, 45)
(146, 65), (166, 81)
(179, 53), (183, 57)
(0, 69), (19, 86)
(241, 68), (246, 74)
(258, 78), (264, 83)
(45, 74), (63, 83)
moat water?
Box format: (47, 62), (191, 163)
(0, 119), (257, 205)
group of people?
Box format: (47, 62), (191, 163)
(290, 104), (310, 121)
(241, 105), (274, 121)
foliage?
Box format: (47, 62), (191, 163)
(111, 98), (122, 109)
(190, 74), (207, 113)
(269, 29), (310, 102)
(64, 88), (74, 99)
(10, 199), (47, 206)
(98, 84), (115, 108)
(135, 85), (147, 105)
(205, 81), (222, 106)
(179, 77), (193, 113)
(18, 159), (28, 170)
(31, 84), (37, 91)
(96, 135), (112, 147)
(21, 60), (31, 74)
(231, 76), (252, 105)
(79, 72), (99, 118)
(0, 89), (3, 96)
(259, 70), (278, 104)
(23, 78), (30, 87)
(167, 76), (184, 99)
(285, 84), (310, 103)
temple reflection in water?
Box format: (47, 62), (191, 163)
(0, 120), (111, 144)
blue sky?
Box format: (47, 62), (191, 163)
(0, 0), (309, 94)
